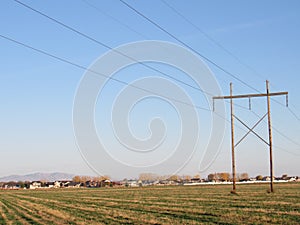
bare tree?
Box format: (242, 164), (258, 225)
(139, 173), (158, 182)
(182, 175), (191, 182)
(193, 174), (201, 179)
(239, 173), (249, 181)
(72, 176), (81, 183)
(207, 173), (216, 182)
(168, 175), (180, 182)
(218, 173), (230, 182)
(256, 175), (263, 180)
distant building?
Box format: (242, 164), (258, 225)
(29, 181), (42, 189)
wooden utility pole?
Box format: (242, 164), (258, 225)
(230, 83), (236, 193)
(266, 81), (274, 192)
(213, 80), (288, 193)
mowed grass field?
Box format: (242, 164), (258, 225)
(0, 183), (299, 224)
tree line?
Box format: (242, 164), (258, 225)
(72, 175), (110, 183)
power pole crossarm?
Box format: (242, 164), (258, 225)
(213, 92), (288, 100)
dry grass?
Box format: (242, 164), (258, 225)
(0, 182), (299, 224)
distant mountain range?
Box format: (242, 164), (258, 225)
(0, 172), (75, 182)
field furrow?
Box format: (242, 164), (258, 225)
(1, 198), (33, 225)
(0, 200), (8, 224)
(11, 194), (138, 224)
(3, 194), (80, 225)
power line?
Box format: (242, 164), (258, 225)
(83, 0), (253, 108)
(286, 106), (300, 121)
(160, 0), (266, 82)
(9, 1), (254, 115)
(0, 34), (210, 112)
(273, 145), (300, 157)
(81, 0), (148, 39)
(119, 0), (262, 93)
(268, 81), (300, 121)
(83, 0), (261, 116)
(249, 110), (300, 148)
(267, 82), (300, 121)
(13, 0), (213, 98)
(120, 0), (300, 122)
(15, 0), (268, 117)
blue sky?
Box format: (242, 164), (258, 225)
(0, 0), (300, 179)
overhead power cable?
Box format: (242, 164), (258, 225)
(119, 0), (261, 93)
(81, 0), (255, 113)
(81, 0), (148, 39)
(249, 110), (300, 148)
(0, 34), (210, 112)
(286, 107), (300, 121)
(160, 0), (266, 82)
(119, 0), (300, 122)
(273, 146), (300, 156)
(10, 1), (254, 118)
(13, 0), (214, 98)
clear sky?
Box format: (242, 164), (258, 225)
(1, 0), (300, 180)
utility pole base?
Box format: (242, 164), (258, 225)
(230, 190), (238, 195)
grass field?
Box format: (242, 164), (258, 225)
(0, 182), (299, 224)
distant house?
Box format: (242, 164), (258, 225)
(3, 182), (18, 189)
(85, 180), (98, 188)
(281, 175), (298, 182)
(262, 176), (276, 181)
(126, 180), (139, 187)
(54, 181), (61, 188)
(140, 180), (156, 186)
(111, 181), (122, 187)
(60, 181), (70, 187)
(104, 179), (111, 186)
(29, 181), (42, 189)
(191, 178), (201, 183)
(288, 176), (298, 182)
(45, 182), (55, 188)
(159, 180), (178, 185)
(64, 181), (81, 188)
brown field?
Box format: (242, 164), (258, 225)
(0, 182), (299, 224)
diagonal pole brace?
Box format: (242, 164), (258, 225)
(234, 114), (269, 146)
(234, 113), (268, 148)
